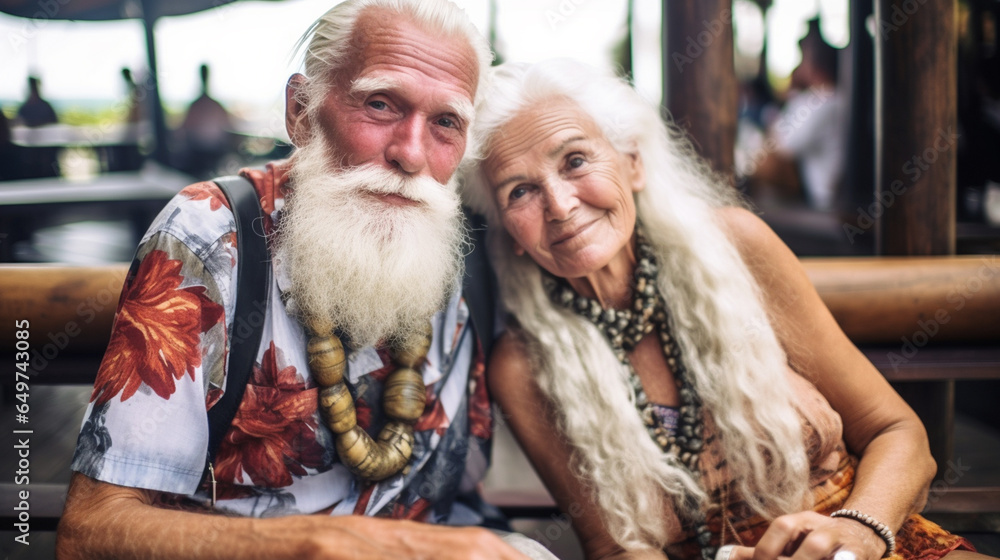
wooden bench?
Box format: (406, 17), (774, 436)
(1, 257), (999, 531)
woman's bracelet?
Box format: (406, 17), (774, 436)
(829, 509), (897, 558)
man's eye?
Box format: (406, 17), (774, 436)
(437, 116), (456, 129)
(568, 156), (585, 168)
(368, 100), (388, 110)
(510, 186), (527, 200)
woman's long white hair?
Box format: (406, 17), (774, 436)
(461, 59), (810, 550)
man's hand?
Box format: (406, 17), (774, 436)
(57, 473), (532, 560)
(727, 511), (885, 560)
(597, 549), (669, 560)
(306, 517), (533, 560)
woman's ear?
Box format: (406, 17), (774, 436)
(285, 73), (310, 147)
(625, 150), (646, 193)
(512, 239), (526, 257)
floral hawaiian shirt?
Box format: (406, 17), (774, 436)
(71, 161), (495, 523)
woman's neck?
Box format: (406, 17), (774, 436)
(565, 235), (638, 309)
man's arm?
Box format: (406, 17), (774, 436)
(57, 472), (532, 560)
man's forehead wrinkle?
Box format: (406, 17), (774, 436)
(361, 38), (478, 96)
(352, 13), (479, 98)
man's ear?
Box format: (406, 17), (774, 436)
(626, 150), (646, 193)
(285, 73), (310, 147)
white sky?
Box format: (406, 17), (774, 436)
(0, 0), (848, 139)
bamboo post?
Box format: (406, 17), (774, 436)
(842, 0), (875, 248)
(662, 0), (737, 181)
(874, 0), (958, 478)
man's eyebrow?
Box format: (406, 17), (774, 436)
(447, 98), (475, 127)
(350, 75), (401, 97)
(350, 75), (474, 126)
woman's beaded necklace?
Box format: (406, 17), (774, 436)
(543, 231), (717, 560)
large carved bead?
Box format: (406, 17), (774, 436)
(336, 425), (374, 473)
(307, 316), (335, 337)
(379, 421), (414, 461)
(390, 322), (432, 368)
(337, 423), (414, 481)
(308, 335), (347, 387)
(383, 367), (426, 422)
(319, 383), (356, 434)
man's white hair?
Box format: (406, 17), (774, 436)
(461, 59), (811, 550)
(294, 0), (492, 155)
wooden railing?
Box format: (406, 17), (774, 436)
(1, 258), (998, 530)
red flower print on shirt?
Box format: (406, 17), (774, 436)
(415, 395), (449, 436)
(467, 354), (492, 440)
(92, 250), (224, 406)
(180, 182), (230, 212)
(213, 343), (325, 487)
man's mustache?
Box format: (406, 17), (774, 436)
(338, 165), (444, 206)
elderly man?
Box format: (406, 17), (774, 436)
(56, 1), (549, 558)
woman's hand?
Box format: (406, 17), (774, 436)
(727, 511), (886, 560)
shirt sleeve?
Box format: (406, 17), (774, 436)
(71, 184), (238, 495)
(772, 89), (838, 157)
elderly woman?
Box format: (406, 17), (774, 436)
(461, 60), (982, 560)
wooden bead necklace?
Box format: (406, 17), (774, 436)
(543, 230), (717, 560)
(307, 319), (432, 482)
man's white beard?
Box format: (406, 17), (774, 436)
(275, 137), (466, 349)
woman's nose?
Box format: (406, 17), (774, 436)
(544, 180), (578, 221)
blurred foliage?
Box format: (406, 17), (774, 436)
(58, 106), (129, 127)
(1, 103), (186, 128)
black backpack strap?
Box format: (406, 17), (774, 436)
(462, 208), (497, 361)
(202, 175), (271, 501)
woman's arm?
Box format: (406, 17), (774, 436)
(719, 207), (935, 560)
(488, 333), (666, 560)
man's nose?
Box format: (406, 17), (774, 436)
(385, 116), (429, 176)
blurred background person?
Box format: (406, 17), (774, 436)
(121, 67), (143, 125)
(174, 63), (234, 178)
(102, 67), (147, 172)
(16, 75), (59, 127)
(746, 19), (845, 213)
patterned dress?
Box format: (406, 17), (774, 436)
(665, 368), (974, 560)
(71, 161), (496, 523)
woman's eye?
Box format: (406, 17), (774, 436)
(568, 156), (585, 169)
(510, 186), (528, 200)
